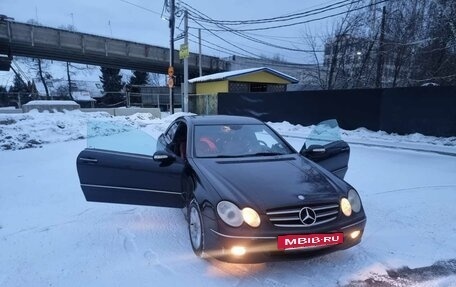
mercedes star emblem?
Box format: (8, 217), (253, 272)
(299, 207), (317, 226)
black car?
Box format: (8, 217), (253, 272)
(77, 115), (366, 262)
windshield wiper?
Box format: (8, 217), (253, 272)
(212, 152), (285, 158)
(247, 152), (285, 157)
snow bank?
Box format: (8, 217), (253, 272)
(0, 112), (454, 152)
(0, 110), (157, 151)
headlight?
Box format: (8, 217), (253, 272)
(340, 197), (352, 216)
(241, 207), (261, 227)
(217, 201), (243, 227)
(348, 189), (362, 213)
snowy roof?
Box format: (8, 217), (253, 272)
(23, 100), (79, 106)
(188, 67), (299, 84)
(71, 91), (96, 102)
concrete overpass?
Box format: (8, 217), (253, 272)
(0, 19), (227, 77)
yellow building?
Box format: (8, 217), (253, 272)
(189, 67), (299, 95)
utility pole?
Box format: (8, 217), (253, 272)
(66, 62), (72, 99)
(168, 0), (175, 114)
(375, 6), (386, 88)
(198, 28), (202, 77)
(183, 9), (189, 112)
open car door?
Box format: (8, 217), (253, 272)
(300, 119), (350, 179)
(76, 120), (185, 208)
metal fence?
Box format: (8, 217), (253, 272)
(126, 92), (217, 114)
(218, 86), (456, 137)
(0, 92), (46, 108)
(127, 93), (182, 111)
(188, 94), (218, 115)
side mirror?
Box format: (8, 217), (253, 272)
(301, 144), (326, 156)
(153, 151), (176, 162)
(307, 145), (326, 153)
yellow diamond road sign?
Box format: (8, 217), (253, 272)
(179, 43), (189, 59)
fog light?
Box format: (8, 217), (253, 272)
(231, 246), (246, 256)
(350, 230), (361, 239)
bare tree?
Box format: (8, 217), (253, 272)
(23, 19), (53, 98)
(411, 0), (456, 85)
(300, 31), (327, 89)
(58, 24), (97, 99)
(149, 73), (164, 86)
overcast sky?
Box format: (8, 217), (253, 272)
(2, 0), (350, 64)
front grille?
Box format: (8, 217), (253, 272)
(266, 203), (339, 228)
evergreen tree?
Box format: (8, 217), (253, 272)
(8, 74), (31, 107)
(128, 71), (149, 104)
(0, 85), (8, 107)
(129, 71), (149, 88)
(9, 74), (28, 93)
(99, 67), (124, 106)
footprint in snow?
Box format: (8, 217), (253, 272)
(117, 228), (137, 253)
(143, 250), (175, 275)
(144, 250), (159, 265)
(116, 208), (137, 215)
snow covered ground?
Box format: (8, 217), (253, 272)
(0, 111), (455, 287)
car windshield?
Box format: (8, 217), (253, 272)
(194, 124), (294, 158)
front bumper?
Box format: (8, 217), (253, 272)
(206, 218), (367, 263)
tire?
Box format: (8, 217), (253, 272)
(182, 176), (195, 222)
(188, 200), (205, 257)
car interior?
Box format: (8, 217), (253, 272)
(172, 123), (187, 159)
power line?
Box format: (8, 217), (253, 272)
(182, 2), (324, 53)
(189, 20), (262, 58)
(192, 18), (322, 53)
(183, 27), (310, 63)
(119, 0), (265, 59)
(184, 29), (255, 58)
(186, 0), (391, 32)
(119, 0), (163, 16)
(188, 0), (358, 25)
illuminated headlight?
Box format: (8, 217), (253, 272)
(217, 201), (243, 227)
(241, 207), (261, 227)
(340, 198), (352, 217)
(231, 246), (246, 256)
(348, 189), (362, 213)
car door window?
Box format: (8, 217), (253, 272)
(305, 119), (341, 147)
(165, 122), (179, 142)
(87, 120), (158, 156)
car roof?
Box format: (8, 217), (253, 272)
(182, 115), (264, 125)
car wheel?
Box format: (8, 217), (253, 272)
(188, 200), (204, 257)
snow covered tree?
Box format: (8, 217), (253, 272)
(149, 73), (164, 86)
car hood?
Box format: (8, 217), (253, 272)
(192, 154), (343, 212)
